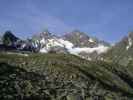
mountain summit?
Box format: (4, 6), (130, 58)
(63, 30), (98, 47)
(31, 30), (110, 60)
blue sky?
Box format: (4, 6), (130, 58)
(0, 0), (133, 43)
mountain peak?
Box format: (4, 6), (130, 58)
(40, 30), (52, 38)
(32, 30), (53, 41)
(67, 30), (89, 38)
(63, 30), (107, 48)
(128, 32), (133, 39)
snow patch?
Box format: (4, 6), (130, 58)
(39, 38), (74, 52)
(58, 39), (74, 49)
(40, 38), (46, 44)
(39, 37), (109, 56)
(46, 39), (64, 48)
(68, 45), (109, 55)
(126, 37), (132, 50)
(88, 38), (94, 43)
(40, 47), (48, 53)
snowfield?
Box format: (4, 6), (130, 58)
(39, 38), (109, 55)
(126, 37), (132, 50)
(68, 45), (109, 55)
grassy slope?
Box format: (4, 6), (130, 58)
(0, 53), (133, 100)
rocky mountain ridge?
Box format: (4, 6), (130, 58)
(1, 30), (133, 62)
(32, 30), (110, 60)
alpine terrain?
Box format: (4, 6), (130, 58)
(0, 30), (133, 100)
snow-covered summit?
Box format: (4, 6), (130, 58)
(32, 30), (110, 60)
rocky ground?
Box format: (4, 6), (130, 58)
(0, 53), (133, 100)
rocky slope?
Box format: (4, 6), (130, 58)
(0, 53), (133, 100)
(103, 32), (133, 66)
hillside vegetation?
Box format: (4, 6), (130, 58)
(0, 53), (133, 100)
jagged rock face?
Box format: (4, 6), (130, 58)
(129, 32), (133, 39)
(32, 31), (56, 49)
(63, 30), (110, 48)
(62, 30), (110, 60)
(63, 30), (98, 47)
(20, 39), (36, 52)
(33, 30), (53, 40)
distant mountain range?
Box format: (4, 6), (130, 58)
(1, 30), (133, 65)
(31, 30), (110, 60)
